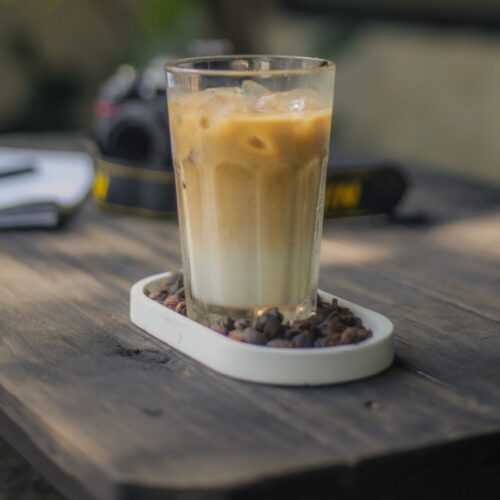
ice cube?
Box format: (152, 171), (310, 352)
(254, 93), (281, 112)
(199, 87), (243, 120)
(252, 88), (320, 113)
(281, 89), (319, 112)
(242, 80), (271, 97)
(201, 87), (241, 105)
(288, 97), (305, 112)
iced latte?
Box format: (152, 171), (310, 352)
(166, 57), (334, 326)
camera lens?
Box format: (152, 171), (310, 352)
(108, 124), (152, 162)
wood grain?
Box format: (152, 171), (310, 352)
(1, 142), (500, 499)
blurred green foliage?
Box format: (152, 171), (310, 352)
(0, 0), (206, 131)
(127, 0), (204, 64)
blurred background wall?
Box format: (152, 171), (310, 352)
(1, 0), (499, 183)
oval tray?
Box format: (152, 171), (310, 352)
(130, 272), (394, 386)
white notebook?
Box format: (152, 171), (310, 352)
(0, 146), (94, 228)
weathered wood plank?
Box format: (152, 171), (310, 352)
(1, 149), (500, 499)
(0, 436), (65, 500)
(321, 221), (500, 321)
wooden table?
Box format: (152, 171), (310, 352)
(1, 140), (500, 499)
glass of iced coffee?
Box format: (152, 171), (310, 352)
(165, 55), (335, 327)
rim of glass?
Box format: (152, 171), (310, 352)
(165, 54), (335, 76)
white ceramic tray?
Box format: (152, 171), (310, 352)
(130, 272), (394, 386)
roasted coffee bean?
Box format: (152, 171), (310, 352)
(291, 319), (308, 330)
(314, 337), (329, 347)
(175, 301), (187, 315)
(243, 327), (266, 345)
(158, 271), (182, 290)
(338, 306), (352, 318)
(267, 338), (291, 348)
(164, 294), (180, 308)
(263, 317), (283, 339)
(255, 311), (274, 331)
(316, 321), (334, 337)
(222, 316), (235, 332)
(340, 327), (372, 344)
(256, 307), (283, 330)
(255, 313), (269, 331)
(333, 318), (345, 327)
(325, 312), (343, 323)
(150, 272), (373, 348)
(355, 327), (373, 342)
(329, 334), (342, 346)
(234, 319), (250, 331)
(267, 307), (284, 322)
(340, 316), (357, 327)
(352, 316), (363, 327)
(340, 327), (357, 344)
(309, 314), (324, 328)
(150, 290), (168, 302)
(331, 324), (346, 334)
(211, 323), (228, 335)
(283, 327), (302, 340)
(322, 319), (348, 333)
(228, 329), (245, 342)
(316, 308), (331, 320)
(290, 331), (314, 348)
(315, 334), (341, 347)
(255, 315), (265, 332)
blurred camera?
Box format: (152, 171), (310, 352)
(93, 57), (170, 167)
(93, 40), (233, 167)
(92, 41), (408, 220)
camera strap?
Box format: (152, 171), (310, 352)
(93, 155), (407, 218)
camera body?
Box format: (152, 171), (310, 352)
(93, 57), (171, 168)
(92, 48), (407, 219)
(94, 41), (234, 166)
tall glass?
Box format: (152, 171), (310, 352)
(165, 55), (335, 327)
